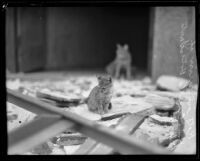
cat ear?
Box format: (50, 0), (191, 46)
(117, 43), (122, 48)
(109, 76), (112, 82)
(124, 44), (129, 50)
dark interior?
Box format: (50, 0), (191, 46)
(47, 7), (150, 70)
(6, 7), (150, 73)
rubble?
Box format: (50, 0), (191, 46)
(6, 79), (21, 90)
(156, 75), (190, 91)
(56, 133), (87, 146)
(36, 90), (82, 107)
(63, 145), (81, 154)
(6, 73), (197, 154)
(133, 117), (181, 148)
(149, 114), (178, 126)
(50, 146), (66, 155)
(144, 94), (176, 111)
(75, 112), (148, 154)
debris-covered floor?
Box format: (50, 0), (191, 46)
(6, 71), (198, 154)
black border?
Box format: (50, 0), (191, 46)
(1, 0), (199, 160)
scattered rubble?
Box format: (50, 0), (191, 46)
(6, 74), (197, 154)
(133, 117), (180, 148)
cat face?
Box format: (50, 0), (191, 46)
(97, 75), (112, 87)
(116, 44), (130, 56)
(116, 44), (129, 57)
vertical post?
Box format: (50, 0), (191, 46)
(147, 7), (155, 77)
(14, 7), (19, 72)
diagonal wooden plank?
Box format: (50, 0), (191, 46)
(73, 138), (98, 154)
(7, 89), (171, 154)
(100, 112), (131, 121)
(36, 91), (81, 107)
(8, 115), (75, 154)
(89, 143), (113, 155)
(115, 113), (147, 135)
(7, 88), (56, 115)
(88, 113), (147, 154)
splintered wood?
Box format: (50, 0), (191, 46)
(6, 73), (198, 154)
(75, 113), (148, 154)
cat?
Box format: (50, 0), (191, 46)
(106, 44), (132, 80)
(86, 75), (113, 115)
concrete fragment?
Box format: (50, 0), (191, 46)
(50, 146), (66, 155)
(156, 75), (190, 91)
(145, 94), (176, 111)
(132, 129), (159, 146)
(64, 145), (81, 155)
(149, 114), (178, 126)
(56, 134), (87, 146)
(167, 139), (181, 152)
(133, 117), (181, 148)
(6, 79), (21, 90)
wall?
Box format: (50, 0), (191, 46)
(6, 8), (17, 72)
(6, 7), (47, 73)
(151, 7), (198, 83)
(17, 7), (46, 72)
(46, 7), (150, 71)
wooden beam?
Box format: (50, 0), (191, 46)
(7, 88), (172, 154)
(8, 115), (75, 154)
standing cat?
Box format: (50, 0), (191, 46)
(106, 44), (132, 80)
(86, 75), (113, 115)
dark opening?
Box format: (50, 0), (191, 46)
(6, 7), (150, 73)
(47, 7), (150, 71)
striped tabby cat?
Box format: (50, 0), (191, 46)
(86, 75), (113, 115)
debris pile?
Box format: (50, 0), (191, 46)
(6, 74), (197, 154)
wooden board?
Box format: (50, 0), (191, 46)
(73, 138), (98, 154)
(75, 111), (149, 154)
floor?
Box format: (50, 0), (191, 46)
(6, 71), (198, 154)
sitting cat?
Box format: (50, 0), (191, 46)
(106, 44), (132, 80)
(86, 75), (113, 115)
